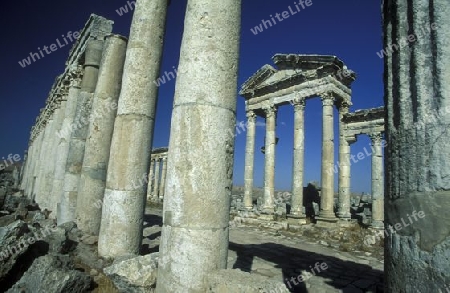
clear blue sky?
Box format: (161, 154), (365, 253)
(0, 0), (384, 193)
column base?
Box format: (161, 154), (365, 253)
(371, 220), (384, 229)
(261, 206), (275, 215)
(315, 216), (339, 228)
(318, 210), (336, 219)
(287, 214), (307, 225)
(337, 211), (352, 219)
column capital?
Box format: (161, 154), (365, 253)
(320, 93), (335, 106)
(246, 110), (256, 121)
(339, 101), (351, 113)
(369, 132), (383, 144)
(263, 105), (277, 118)
(292, 97), (306, 111)
(162, 156), (167, 162)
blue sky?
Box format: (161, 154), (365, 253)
(0, 0), (384, 193)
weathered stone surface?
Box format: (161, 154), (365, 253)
(104, 252), (159, 293)
(6, 254), (92, 293)
(206, 269), (289, 293)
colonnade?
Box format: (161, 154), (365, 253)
(147, 148), (168, 202)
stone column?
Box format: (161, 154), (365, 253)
(59, 39), (104, 225)
(243, 110), (256, 210)
(262, 105), (277, 214)
(27, 130), (43, 198)
(35, 116), (54, 206)
(155, 0), (241, 290)
(337, 103), (352, 219)
(370, 133), (384, 228)
(319, 94), (336, 219)
(147, 158), (155, 199)
(76, 35), (127, 235)
(46, 97), (68, 215)
(159, 157), (167, 199)
(384, 0), (450, 290)
(291, 97), (306, 217)
(98, 0), (168, 258)
(54, 68), (83, 224)
(153, 157), (161, 200)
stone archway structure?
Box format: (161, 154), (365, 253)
(342, 107), (385, 227)
(147, 147), (168, 202)
(240, 54), (356, 222)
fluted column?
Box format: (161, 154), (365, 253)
(262, 105), (277, 214)
(76, 35), (128, 235)
(35, 116), (54, 206)
(156, 0), (241, 290)
(370, 133), (384, 228)
(243, 110), (256, 210)
(98, 0), (168, 258)
(147, 158), (155, 199)
(319, 94), (336, 219)
(337, 103), (352, 219)
(153, 157), (161, 200)
(159, 157), (167, 199)
(384, 0), (450, 290)
(291, 97), (306, 217)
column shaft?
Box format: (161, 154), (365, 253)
(291, 98), (305, 216)
(159, 157), (167, 198)
(153, 158), (160, 199)
(319, 95), (336, 218)
(370, 133), (384, 228)
(77, 35), (127, 235)
(98, 0), (168, 258)
(263, 105), (277, 214)
(156, 0), (241, 290)
(60, 39), (104, 224)
(243, 110), (256, 210)
(147, 158), (155, 199)
(337, 104), (351, 219)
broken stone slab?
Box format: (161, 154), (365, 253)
(206, 269), (290, 293)
(103, 252), (159, 293)
(6, 253), (92, 293)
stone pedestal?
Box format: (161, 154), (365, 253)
(155, 0), (241, 291)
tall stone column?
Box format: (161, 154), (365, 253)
(35, 116), (54, 206)
(291, 97), (306, 217)
(28, 130), (44, 198)
(370, 133), (383, 228)
(384, 0), (450, 290)
(147, 158), (155, 199)
(46, 96), (68, 215)
(319, 94), (336, 219)
(153, 157), (161, 200)
(59, 39), (104, 224)
(243, 110), (256, 210)
(262, 105), (277, 214)
(155, 0), (241, 291)
(98, 0), (168, 258)
(76, 35), (127, 235)
(54, 68), (83, 224)
(159, 157), (167, 199)
(337, 103), (352, 219)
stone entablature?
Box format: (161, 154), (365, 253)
(148, 148), (169, 202)
(343, 107), (384, 143)
(240, 54), (356, 116)
(29, 14), (113, 143)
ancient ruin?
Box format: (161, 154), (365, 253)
(1, 0), (448, 292)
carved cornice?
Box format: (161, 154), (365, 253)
(320, 93), (334, 106)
